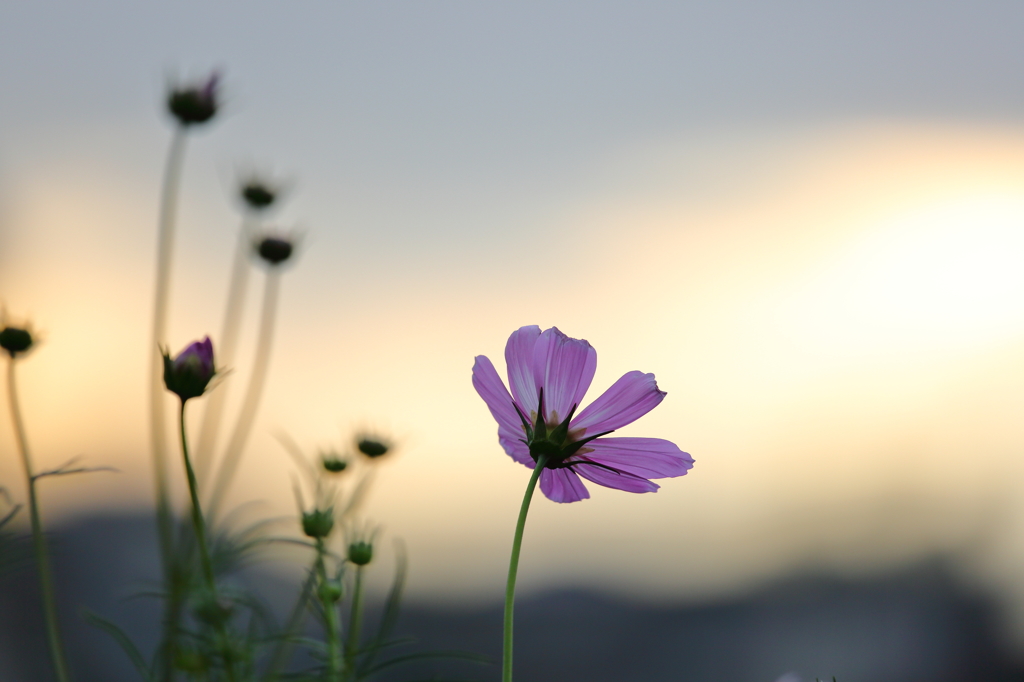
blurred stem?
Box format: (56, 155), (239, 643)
(194, 215), (255, 485)
(206, 270), (281, 522)
(178, 401), (237, 682)
(262, 561), (317, 682)
(345, 565), (365, 673)
(316, 539), (343, 682)
(151, 128), (187, 681)
(7, 358), (71, 682)
(502, 456), (547, 682)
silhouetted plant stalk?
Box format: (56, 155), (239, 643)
(193, 215), (255, 484)
(176, 400), (238, 682)
(207, 268), (282, 521)
(5, 347), (71, 682)
(502, 454), (546, 682)
(315, 537), (344, 682)
(150, 127), (187, 583)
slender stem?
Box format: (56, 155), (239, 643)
(151, 128), (187, 681)
(316, 539), (343, 682)
(345, 565), (365, 673)
(7, 359), (71, 682)
(206, 270), (281, 521)
(178, 401), (236, 682)
(502, 457), (547, 682)
(194, 216), (255, 484)
(262, 560), (318, 682)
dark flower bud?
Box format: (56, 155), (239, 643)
(302, 508), (335, 539)
(317, 578), (343, 603)
(256, 237), (293, 266)
(321, 454), (348, 473)
(162, 337), (216, 403)
(167, 72), (220, 126)
(0, 327), (33, 358)
(356, 436), (390, 459)
(347, 540), (373, 566)
(241, 180), (277, 211)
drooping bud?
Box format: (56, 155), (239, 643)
(240, 179), (277, 211)
(255, 236), (294, 266)
(0, 326), (33, 358)
(167, 72), (220, 126)
(347, 540), (373, 566)
(162, 337), (216, 403)
(321, 454), (348, 474)
(302, 508), (335, 539)
(356, 436), (390, 459)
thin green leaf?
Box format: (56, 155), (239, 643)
(82, 609), (154, 682)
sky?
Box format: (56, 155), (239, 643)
(3, 0), (1024, 632)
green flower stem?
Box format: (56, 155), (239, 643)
(151, 128), (187, 681)
(345, 565), (365, 673)
(315, 539), (343, 682)
(194, 215), (254, 485)
(503, 456), (547, 682)
(178, 401), (236, 682)
(7, 359), (70, 682)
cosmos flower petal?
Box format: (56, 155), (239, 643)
(539, 467), (590, 503)
(504, 325), (541, 415)
(577, 437), (694, 479)
(571, 371), (666, 435)
(473, 355), (532, 465)
(532, 327), (597, 424)
(572, 463), (659, 493)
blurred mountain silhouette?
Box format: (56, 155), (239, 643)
(1, 512), (1021, 682)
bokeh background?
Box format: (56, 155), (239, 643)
(4, 2), (1024, 680)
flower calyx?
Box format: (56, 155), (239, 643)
(513, 389), (612, 469)
(302, 507), (335, 539)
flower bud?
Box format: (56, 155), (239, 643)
(255, 236), (294, 266)
(321, 454), (348, 474)
(317, 578), (343, 603)
(302, 508), (335, 539)
(356, 436), (390, 459)
(167, 72), (220, 126)
(0, 326), (33, 358)
(163, 337), (216, 403)
(347, 540), (373, 566)
(192, 591), (232, 626)
(241, 180), (277, 211)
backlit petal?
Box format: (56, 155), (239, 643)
(539, 467), (590, 503)
(577, 437), (693, 479)
(504, 325), (541, 416)
(532, 327), (597, 424)
(572, 463), (659, 493)
(571, 371), (666, 435)
(473, 355), (531, 464)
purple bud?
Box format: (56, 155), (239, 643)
(163, 336), (217, 403)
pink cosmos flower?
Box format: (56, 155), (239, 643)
(473, 325), (693, 503)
